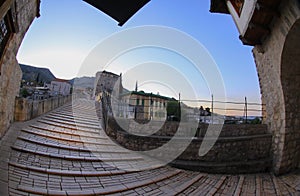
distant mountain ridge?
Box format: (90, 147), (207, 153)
(70, 77), (95, 89)
(19, 64), (99, 89)
(19, 64), (56, 84)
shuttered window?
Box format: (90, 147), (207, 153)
(0, 4), (18, 74)
(0, 15), (12, 57)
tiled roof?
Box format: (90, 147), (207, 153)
(121, 90), (176, 101)
(53, 78), (70, 83)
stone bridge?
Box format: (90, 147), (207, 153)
(0, 99), (299, 195)
(0, 0), (299, 184)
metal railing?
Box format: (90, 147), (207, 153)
(100, 92), (265, 124)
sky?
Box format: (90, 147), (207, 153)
(16, 0), (262, 115)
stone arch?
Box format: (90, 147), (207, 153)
(252, 0), (300, 175)
(280, 18), (300, 172)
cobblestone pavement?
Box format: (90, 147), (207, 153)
(1, 99), (300, 195)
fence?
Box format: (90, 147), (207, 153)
(181, 96), (265, 124)
(101, 92), (265, 124)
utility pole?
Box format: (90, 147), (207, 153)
(245, 96), (248, 124)
(211, 94), (214, 124)
(178, 93), (181, 120)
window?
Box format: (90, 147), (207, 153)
(0, 15), (12, 58)
(0, 6), (18, 74)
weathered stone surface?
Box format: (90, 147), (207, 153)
(14, 95), (72, 121)
(253, 0), (300, 175)
(105, 116), (272, 174)
(0, 0), (40, 138)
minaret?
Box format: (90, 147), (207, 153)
(119, 73), (123, 96)
(135, 81), (138, 92)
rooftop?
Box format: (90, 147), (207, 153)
(121, 90), (177, 101)
(83, 0), (151, 26)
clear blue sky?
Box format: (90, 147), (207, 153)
(17, 0), (261, 112)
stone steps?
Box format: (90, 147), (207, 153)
(37, 119), (101, 131)
(182, 174), (222, 195)
(9, 161), (161, 177)
(17, 135), (129, 154)
(55, 106), (99, 117)
(51, 111), (100, 122)
(46, 113), (100, 125)
(17, 169), (182, 195)
(276, 175), (300, 195)
(35, 119), (100, 132)
(22, 127), (110, 144)
(46, 112), (100, 122)
(233, 175), (245, 196)
(20, 129), (104, 146)
(212, 175), (239, 195)
(41, 116), (101, 130)
(7, 99), (300, 195)
(142, 172), (205, 195)
(11, 145), (144, 162)
(29, 124), (106, 138)
(20, 128), (114, 146)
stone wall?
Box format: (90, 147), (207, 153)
(14, 95), (72, 121)
(105, 117), (272, 174)
(0, 0), (40, 138)
(253, 0), (300, 175)
(117, 118), (268, 138)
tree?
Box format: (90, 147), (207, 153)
(251, 117), (262, 124)
(167, 101), (181, 121)
(20, 88), (30, 98)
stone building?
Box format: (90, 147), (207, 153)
(119, 91), (174, 121)
(0, 0), (40, 138)
(94, 70), (122, 99)
(210, 0), (300, 175)
(50, 78), (71, 96)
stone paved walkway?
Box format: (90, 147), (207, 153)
(1, 99), (300, 195)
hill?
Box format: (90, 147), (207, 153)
(19, 64), (56, 84)
(70, 77), (95, 89)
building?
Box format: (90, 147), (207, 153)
(50, 79), (71, 96)
(94, 70), (122, 100)
(118, 91), (175, 121)
(32, 87), (50, 100)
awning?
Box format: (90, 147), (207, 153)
(83, 0), (151, 26)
